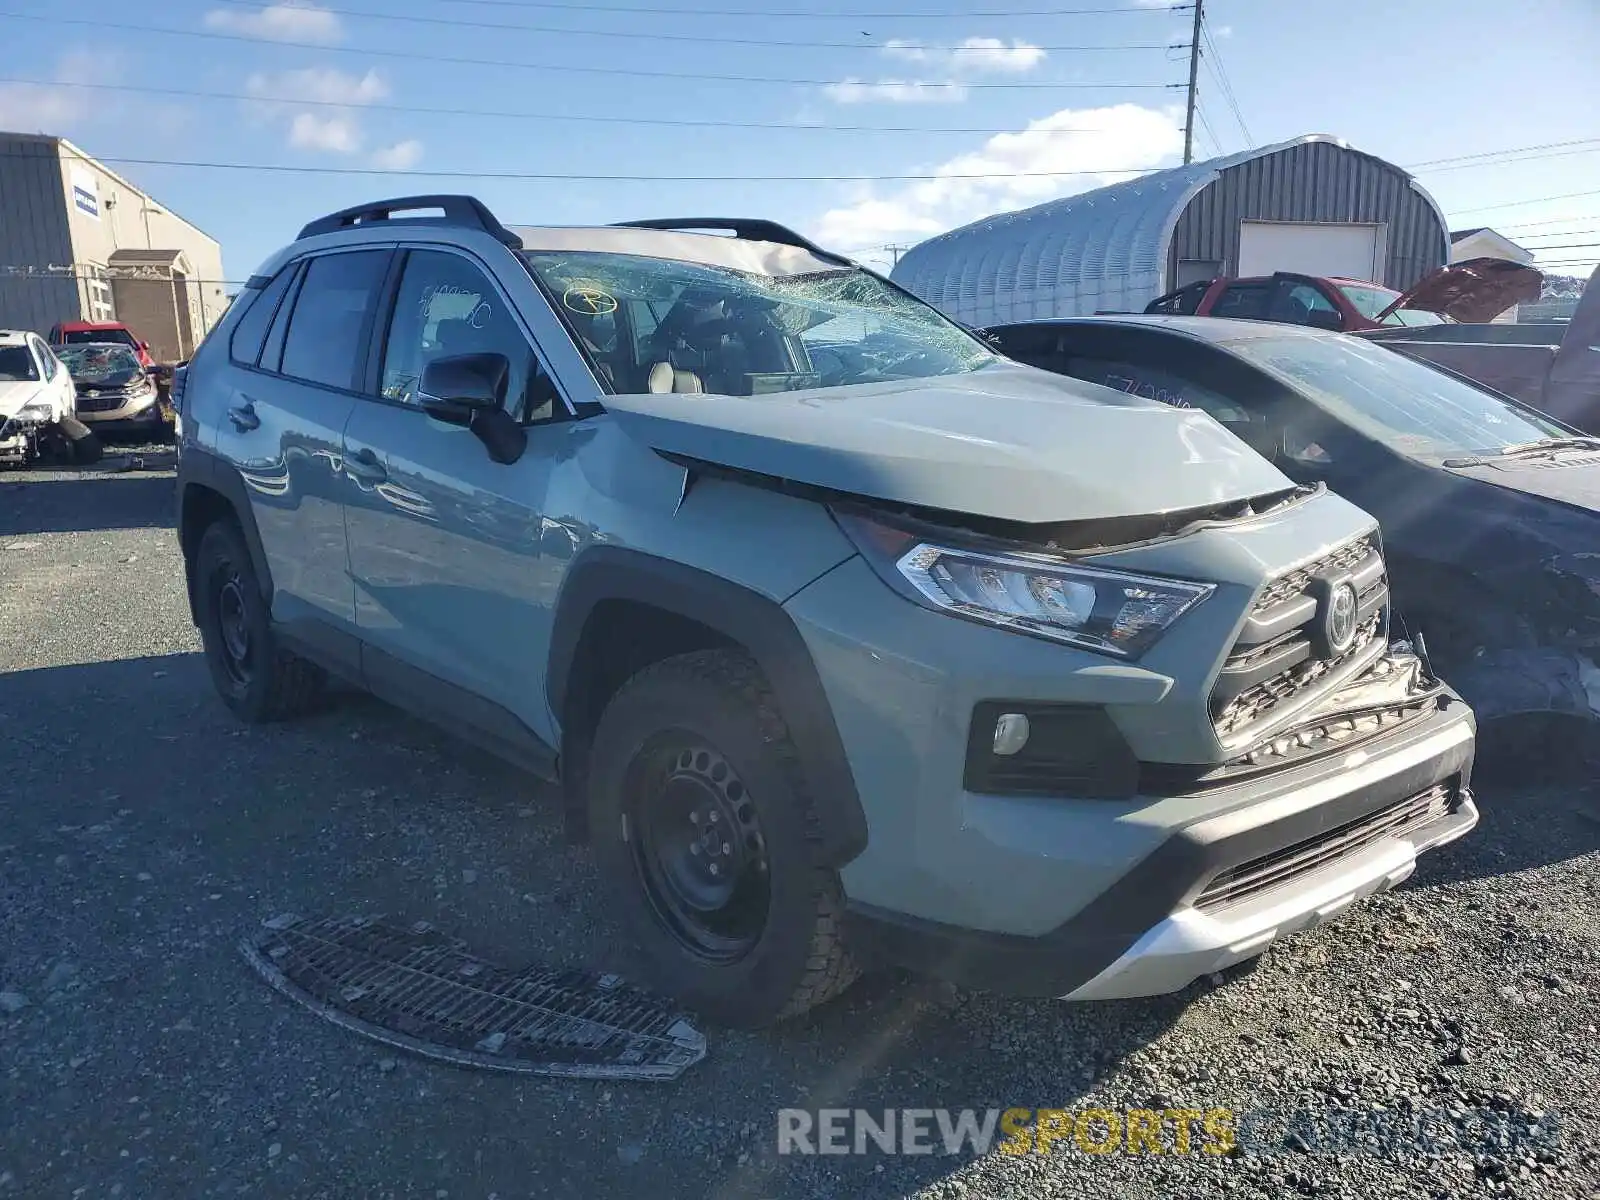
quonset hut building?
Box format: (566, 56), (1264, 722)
(888, 135), (1452, 327)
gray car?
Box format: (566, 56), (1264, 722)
(176, 196), (1478, 1028)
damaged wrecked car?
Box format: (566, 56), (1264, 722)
(177, 197), (1478, 1028)
(983, 314), (1600, 762)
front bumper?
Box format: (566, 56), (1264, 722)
(76, 391), (160, 424)
(845, 695), (1476, 1000)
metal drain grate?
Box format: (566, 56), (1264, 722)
(241, 915), (706, 1080)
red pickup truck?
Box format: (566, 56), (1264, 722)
(1144, 257), (1542, 333)
(48, 320), (158, 370)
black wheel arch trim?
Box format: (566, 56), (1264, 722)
(177, 445), (275, 625)
(546, 545), (869, 868)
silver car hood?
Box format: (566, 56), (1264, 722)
(602, 362), (1295, 523)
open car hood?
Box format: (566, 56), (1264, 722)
(601, 362), (1297, 525)
(1376, 257), (1545, 324)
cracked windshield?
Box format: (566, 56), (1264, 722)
(1, 0), (1595, 1198)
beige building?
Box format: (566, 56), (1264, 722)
(0, 132), (227, 361)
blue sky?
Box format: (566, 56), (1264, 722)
(1, 0), (1596, 285)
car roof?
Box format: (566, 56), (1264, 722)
(0, 330), (34, 345)
(55, 320), (126, 329)
(990, 312), (1341, 346)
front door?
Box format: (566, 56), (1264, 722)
(341, 246), (573, 750)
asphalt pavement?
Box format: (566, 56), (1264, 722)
(2, 452), (1598, 1200)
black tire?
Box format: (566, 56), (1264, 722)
(587, 649), (859, 1028)
(58, 416), (103, 465)
(193, 518), (323, 723)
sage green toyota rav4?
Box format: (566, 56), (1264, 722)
(176, 196), (1478, 1028)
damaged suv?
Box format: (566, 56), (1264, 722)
(177, 197), (1478, 1028)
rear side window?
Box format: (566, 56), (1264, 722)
(229, 268), (298, 365)
(280, 251), (389, 390)
(1211, 284), (1273, 320)
(1147, 282), (1207, 316)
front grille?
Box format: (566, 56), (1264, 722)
(1212, 536), (1389, 739)
(77, 392), (128, 412)
(1252, 535), (1376, 612)
(1195, 782), (1461, 912)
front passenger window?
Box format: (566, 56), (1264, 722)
(280, 251), (389, 390)
(380, 250), (562, 423)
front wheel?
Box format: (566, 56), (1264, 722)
(587, 650), (859, 1028)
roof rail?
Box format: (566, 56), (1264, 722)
(610, 218), (848, 264)
(297, 195), (522, 248)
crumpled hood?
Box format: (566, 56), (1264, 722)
(601, 362), (1297, 523)
(1378, 257), (1544, 323)
(0, 379), (45, 419)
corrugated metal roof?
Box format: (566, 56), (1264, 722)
(889, 134), (1449, 326)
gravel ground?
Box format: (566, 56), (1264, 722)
(2, 453), (1598, 1200)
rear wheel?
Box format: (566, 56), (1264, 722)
(193, 518), (323, 722)
(587, 650), (858, 1028)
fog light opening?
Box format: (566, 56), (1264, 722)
(992, 712), (1030, 757)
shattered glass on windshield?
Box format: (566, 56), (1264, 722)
(521, 250), (996, 396)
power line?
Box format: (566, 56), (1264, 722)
(1195, 104), (1223, 157)
(202, 0), (1172, 51)
(433, 0), (1182, 16)
(4, 13), (1179, 90)
(1496, 213), (1600, 232)
(0, 76), (1115, 136)
(1407, 137), (1600, 168)
(1452, 188), (1600, 215)
(2, 150), (1175, 182)
(1200, 20), (1252, 146)
(1413, 145), (1600, 175)
(1509, 241), (1600, 252)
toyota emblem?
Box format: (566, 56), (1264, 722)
(1325, 581), (1358, 654)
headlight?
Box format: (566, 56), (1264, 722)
(836, 511), (1214, 659)
(15, 403), (54, 423)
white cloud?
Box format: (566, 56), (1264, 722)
(1129, 0), (1178, 8)
(204, 2), (342, 45)
(246, 67), (387, 106)
(823, 80), (969, 105)
(369, 139), (423, 170)
(288, 111), (362, 153)
(244, 67), (393, 155)
(825, 34), (1045, 104)
(1213, 24), (1234, 37)
(814, 103), (1185, 250)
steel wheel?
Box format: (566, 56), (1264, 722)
(629, 737), (771, 964)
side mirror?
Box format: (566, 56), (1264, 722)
(418, 352), (526, 465)
(1304, 309), (1344, 333)
(139, 341), (151, 352)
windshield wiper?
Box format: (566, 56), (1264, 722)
(1494, 436), (1600, 456)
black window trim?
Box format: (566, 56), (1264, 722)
(358, 241), (580, 425)
(228, 259), (301, 369)
(230, 246), (396, 401)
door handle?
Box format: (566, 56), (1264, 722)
(344, 448), (388, 484)
(227, 401), (260, 431)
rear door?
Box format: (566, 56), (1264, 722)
(341, 245), (575, 754)
(212, 247), (393, 655)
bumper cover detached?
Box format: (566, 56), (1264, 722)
(846, 696), (1476, 1000)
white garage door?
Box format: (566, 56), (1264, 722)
(1237, 221), (1385, 281)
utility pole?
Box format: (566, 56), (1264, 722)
(1182, 0), (1205, 165)
(883, 243), (911, 268)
